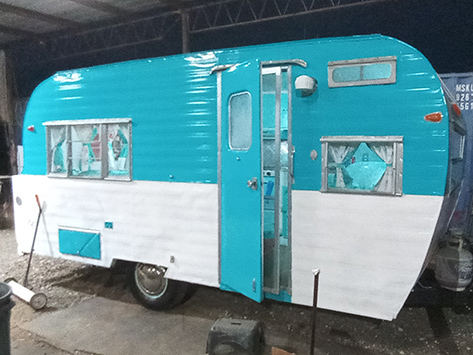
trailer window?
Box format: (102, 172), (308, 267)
(321, 136), (403, 196)
(328, 56), (396, 88)
(107, 123), (130, 177)
(48, 126), (67, 176)
(45, 118), (131, 180)
(70, 124), (101, 177)
(229, 91), (252, 150)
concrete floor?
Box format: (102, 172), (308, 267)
(11, 296), (306, 355)
(3, 226), (473, 355)
(20, 297), (215, 355)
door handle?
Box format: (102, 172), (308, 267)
(247, 177), (258, 190)
(290, 145), (296, 183)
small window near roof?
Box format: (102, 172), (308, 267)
(328, 56), (397, 88)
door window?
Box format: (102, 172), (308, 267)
(228, 91), (252, 150)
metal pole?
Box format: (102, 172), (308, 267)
(181, 9), (190, 53)
(24, 195), (42, 287)
(310, 269), (320, 355)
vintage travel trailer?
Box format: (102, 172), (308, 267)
(13, 34), (466, 320)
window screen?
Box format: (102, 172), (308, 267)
(229, 92), (252, 150)
(328, 56), (397, 88)
(321, 136), (403, 196)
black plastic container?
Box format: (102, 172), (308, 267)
(0, 282), (15, 355)
(207, 318), (264, 355)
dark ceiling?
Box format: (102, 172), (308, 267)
(0, 0), (204, 46)
(1, 0), (472, 97)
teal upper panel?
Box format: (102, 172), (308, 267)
(23, 53), (219, 183)
(22, 35), (449, 195)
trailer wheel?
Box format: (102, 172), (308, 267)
(129, 263), (185, 310)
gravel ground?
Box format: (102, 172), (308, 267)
(1, 228), (473, 355)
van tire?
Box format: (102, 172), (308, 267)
(128, 263), (185, 310)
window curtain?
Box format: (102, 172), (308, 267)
(50, 126), (65, 173)
(328, 143), (357, 188)
(71, 125), (98, 173)
(368, 142), (394, 193)
(108, 124), (129, 173)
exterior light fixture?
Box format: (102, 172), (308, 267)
(424, 112), (443, 123)
(295, 75), (318, 97)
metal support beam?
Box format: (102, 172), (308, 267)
(8, 0), (390, 65)
(67, 0), (134, 19)
(13, 12), (181, 64)
(0, 2), (81, 28)
(0, 50), (17, 175)
(181, 10), (190, 53)
(0, 24), (42, 41)
(188, 0), (391, 33)
(0, 51), (12, 123)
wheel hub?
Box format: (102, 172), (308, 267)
(135, 264), (167, 296)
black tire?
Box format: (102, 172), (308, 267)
(128, 263), (188, 310)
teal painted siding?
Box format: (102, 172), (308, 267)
(58, 228), (101, 259)
(22, 35), (449, 195)
(23, 57), (219, 184)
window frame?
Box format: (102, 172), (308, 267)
(44, 118), (132, 181)
(328, 56), (397, 88)
(320, 135), (403, 196)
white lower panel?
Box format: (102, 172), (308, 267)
(291, 191), (443, 320)
(13, 175), (219, 287)
(14, 175), (444, 319)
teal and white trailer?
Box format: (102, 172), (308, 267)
(13, 34), (465, 320)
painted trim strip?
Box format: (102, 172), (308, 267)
(43, 118), (132, 126)
(216, 71), (223, 284)
(321, 135), (403, 143)
(261, 59), (307, 68)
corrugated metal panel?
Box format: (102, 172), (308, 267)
(440, 72), (473, 234)
(285, 37), (449, 196)
(291, 191), (443, 320)
(12, 175), (220, 286)
(22, 35), (449, 193)
(23, 54), (219, 183)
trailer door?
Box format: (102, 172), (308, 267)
(219, 60), (263, 302)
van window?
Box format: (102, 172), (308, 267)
(45, 118), (131, 180)
(321, 136), (403, 196)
